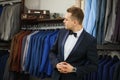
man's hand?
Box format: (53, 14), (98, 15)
(56, 62), (74, 73)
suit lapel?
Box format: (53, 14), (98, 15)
(61, 30), (69, 60)
(66, 30), (85, 60)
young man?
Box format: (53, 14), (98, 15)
(49, 6), (98, 80)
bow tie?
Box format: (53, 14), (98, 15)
(69, 30), (77, 37)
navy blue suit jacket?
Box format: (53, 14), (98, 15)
(49, 29), (98, 80)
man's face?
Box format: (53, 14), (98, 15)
(63, 12), (74, 30)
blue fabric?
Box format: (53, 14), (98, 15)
(113, 61), (120, 80)
(39, 30), (59, 78)
(110, 64), (116, 80)
(39, 31), (53, 78)
(24, 30), (59, 78)
(0, 5), (3, 16)
(45, 30), (59, 76)
(86, 0), (97, 37)
(29, 32), (38, 75)
(0, 50), (9, 80)
(24, 34), (32, 72)
(24, 31), (40, 72)
(97, 56), (111, 80)
(91, 56), (100, 80)
(92, 26), (96, 37)
(95, 0), (102, 38)
(83, 0), (92, 30)
(109, 59), (119, 80)
(39, 33), (51, 72)
(83, 55), (120, 80)
(102, 58), (113, 80)
(38, 31), (51, 78)
(92, 72), (97, 80)
(99, 55), (107, 63)
(33, 31), (45, 76)
(97, 0), (107, 44)
(29, 31), (44, 76)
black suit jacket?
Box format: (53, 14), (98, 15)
(113, 62), (120, 80)
(49, 29), (98, 80)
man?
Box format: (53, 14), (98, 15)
(49, 6), (98, 80)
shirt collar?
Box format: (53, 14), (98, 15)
(75, 28), (83, 38)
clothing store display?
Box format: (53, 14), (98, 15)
(0, 0), (120, 80)
(0, 3), (21, 41)
(83, 0), (120, 44)
(103, 0), (112, 43)
(8, 30), (59, 79)
(105, 0), (117, 42)
(111, 0), (120, 42)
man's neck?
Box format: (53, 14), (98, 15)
(72, 25), (83, 32)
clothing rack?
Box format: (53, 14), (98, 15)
(97, 43), (120, 60)
(0, 0), (21, 5)
(21, 14), (120, 51)
(0, 0), (21, 50)
(97, 44), (120, 51)
(21, 23), (64, 30)
(21, 18), (64, 30)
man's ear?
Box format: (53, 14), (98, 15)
(73, 19), (78, 25)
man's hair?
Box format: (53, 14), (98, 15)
(67, 6), (84, 24)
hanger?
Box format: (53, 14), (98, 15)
(107, 51), (120, 59)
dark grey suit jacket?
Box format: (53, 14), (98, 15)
(113, 62), (120, 80)
(49, 29), (98, 80)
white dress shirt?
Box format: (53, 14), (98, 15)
(64, 28), (83, 60)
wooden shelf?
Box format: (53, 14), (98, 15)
(21, 18), (64, 23)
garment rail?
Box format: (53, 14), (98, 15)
(21, 23), (64, 30)
(97, 44), (120, 51)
